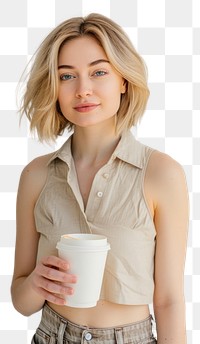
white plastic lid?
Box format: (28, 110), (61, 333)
(57, 233), (108, 247)
(56, 242), (110, 252)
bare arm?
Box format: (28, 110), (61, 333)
(11, 156), (76, 316)
(145, 152), (189, 343)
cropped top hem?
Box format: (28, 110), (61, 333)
(99, 297), (153, 306)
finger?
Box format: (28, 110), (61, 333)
(41, 256), (69, 270)
(36, 287), (67, 306)
(39, 265), (77, 284)
(39, 277), (74, 296)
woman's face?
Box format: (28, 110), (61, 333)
(57, 35), (126, 128)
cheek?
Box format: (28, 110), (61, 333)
(58, 89), (71, 107)
(104, 86), (123, 105)
(58, 84), (74, 97)
(105, 92), (121, 114)
(102, 80), (123, 95)
(57, 88), (64, 101)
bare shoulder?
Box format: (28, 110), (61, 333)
(22, 152), (54, 175)
(20, 153), (53, 182)
(18, 152), (55, 204)
(145, 150), (188, 214)
(147, 150), (186, 185)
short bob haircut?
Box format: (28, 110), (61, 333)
(20, 13), (149, 142)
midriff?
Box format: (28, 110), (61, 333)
(47, 300), (150, 328)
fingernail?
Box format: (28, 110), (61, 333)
(72, 276), (77, 283)
(63, 263), (69, 270)
(68, 288), (74, 295)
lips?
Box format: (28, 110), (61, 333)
(73, 103), (99, 113)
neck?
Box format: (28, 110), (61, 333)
(71, 123), (120, 166)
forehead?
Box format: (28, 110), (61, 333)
(58, 36), (107, 64)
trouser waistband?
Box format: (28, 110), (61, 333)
(34, 303), (157, 343)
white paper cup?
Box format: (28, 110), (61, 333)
(56, 233), (110, 308)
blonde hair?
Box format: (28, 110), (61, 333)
(20, 13), (149, 142)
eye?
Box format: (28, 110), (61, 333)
(94, 70), (107, 77)
(60, 74), (75, 81)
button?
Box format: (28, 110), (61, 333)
(97, 191), (103, 198)
(84, 332), (92, 340)
(103, 173), (109, 179)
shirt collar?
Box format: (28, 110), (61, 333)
(113, 130), (144, 169)
(47, 130), (144, 169)
(47, 136), (72, 166)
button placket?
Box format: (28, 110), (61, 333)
(97, 191), (103, 198)
(103, 173), (109, 179)
(85, 167), (111, 221)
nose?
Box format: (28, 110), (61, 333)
(75, 77), (93, 98)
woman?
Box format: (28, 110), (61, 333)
(11, 13), (189, 343)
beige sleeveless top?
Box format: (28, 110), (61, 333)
(34, 130), (156, 305)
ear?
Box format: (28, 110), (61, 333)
(121, 79), (127, 94)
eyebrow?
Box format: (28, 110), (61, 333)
(58, 59), (110, 70)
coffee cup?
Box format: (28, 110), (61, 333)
(56, 233), (110, 308)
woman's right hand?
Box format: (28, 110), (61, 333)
(29, 255), (77, 306)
